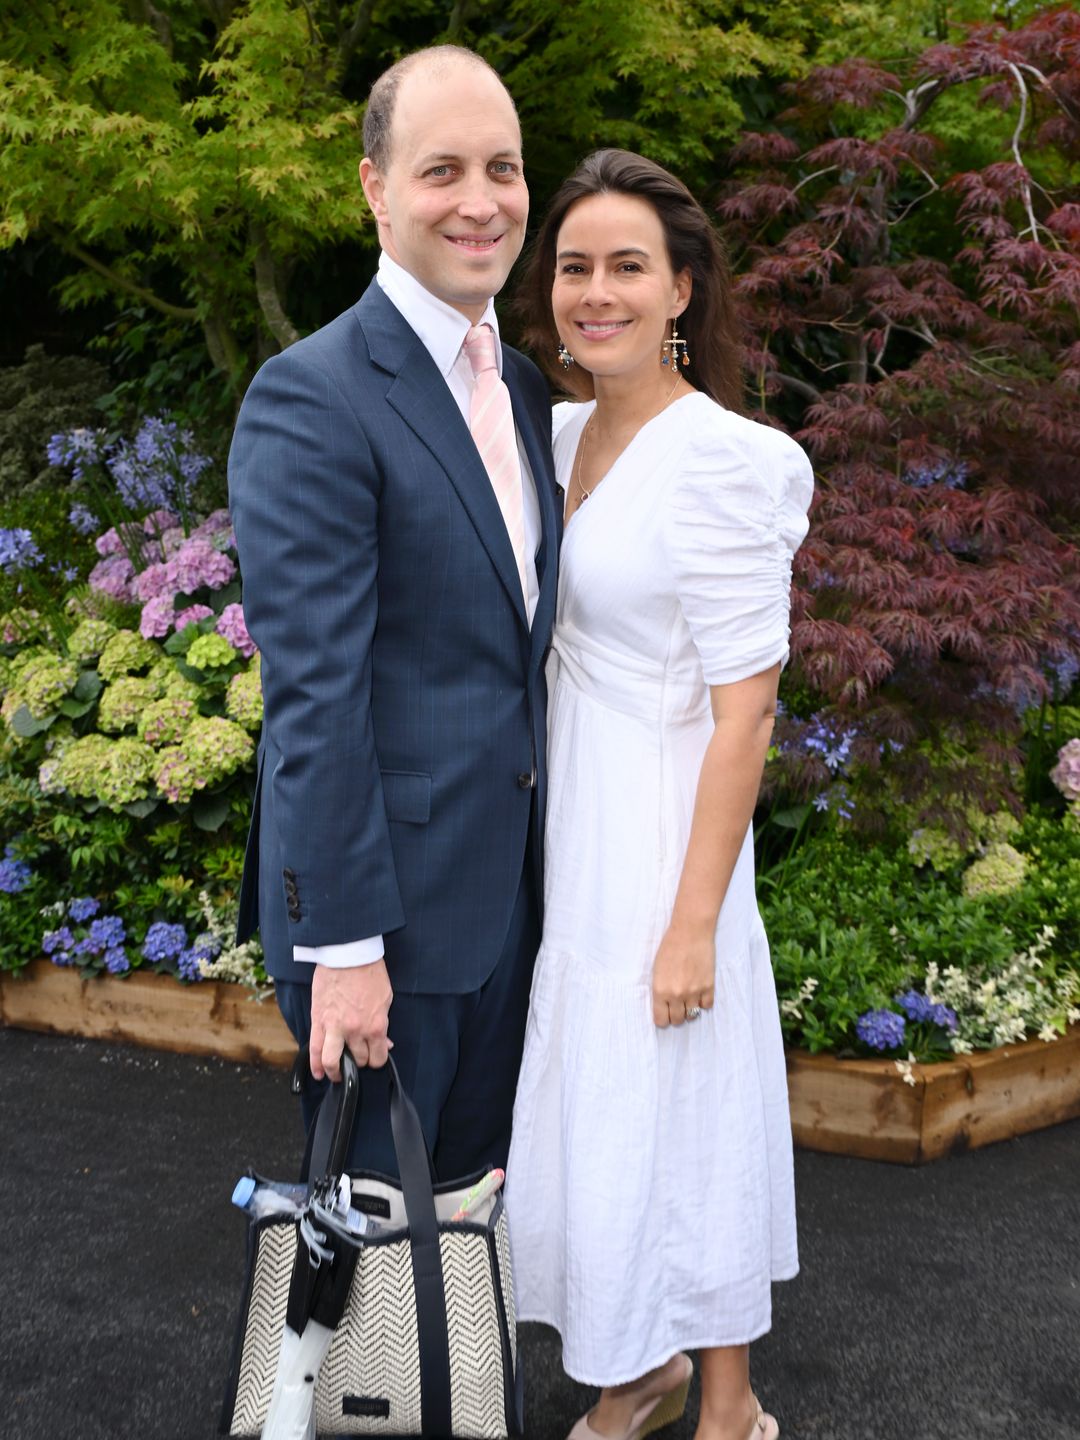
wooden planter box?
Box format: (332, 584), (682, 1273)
(4, 961), (1080, 1162)
(787, 1025), (1080, 1164)
(0, 958), (294, 1069)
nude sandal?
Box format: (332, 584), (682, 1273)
(565, 1354), (693, 1440)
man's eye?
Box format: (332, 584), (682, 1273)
(427, 165), (453, 178)
(490, 161), (517, 176)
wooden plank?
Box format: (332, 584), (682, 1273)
(786, 1049), (925, 1164)
(0, 959), (294, 1069)
(788, 1026), (1080, 1165)
(918, 1028), (1080, 1160)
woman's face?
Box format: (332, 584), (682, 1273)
(551, 192), (690, 385)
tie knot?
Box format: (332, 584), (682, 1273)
(464, 324), (498, 378)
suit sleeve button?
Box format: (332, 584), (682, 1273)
(517, 771), (536, 789)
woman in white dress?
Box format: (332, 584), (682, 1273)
(506, 151), (813, 1440)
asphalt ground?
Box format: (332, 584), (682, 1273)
(1, 1025), (1078, 1440)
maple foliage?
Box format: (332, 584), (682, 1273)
(720, 7), (1080, 821)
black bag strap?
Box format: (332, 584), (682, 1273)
(301, 1049), (452, 1437)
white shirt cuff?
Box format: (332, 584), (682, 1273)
(293, 936), (385, 968)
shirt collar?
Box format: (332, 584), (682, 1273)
(376, 252), (502, 378)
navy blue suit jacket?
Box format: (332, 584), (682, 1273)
(229, 281), (560, 995)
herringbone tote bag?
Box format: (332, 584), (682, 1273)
(221, 1057), (521, 1439)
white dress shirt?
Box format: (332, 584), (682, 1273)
(295, 253), (542, 970)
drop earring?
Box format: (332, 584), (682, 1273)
(661, 318), (690, 368)
(557, 343), (575, 370)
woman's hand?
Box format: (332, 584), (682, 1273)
(651, 919), (715, 1028)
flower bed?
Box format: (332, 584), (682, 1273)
(0, 958), (293, 1068)
(787, 1026), (1080, 1164)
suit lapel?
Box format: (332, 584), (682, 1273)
(356, 285), (529, 630)
(504, 354), (560, 665)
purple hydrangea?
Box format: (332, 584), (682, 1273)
(43, 925), (76, 961)
(855, 1008), (906, 1052)
(142, 921), (188, 964)
(94, 527), (127, 558)
(104, 947), (130, 975)
(133, 562), (175, 603)
(88, 553), (137, 603)
(139, 595), (175, 640)
(166, 537), (236, 595)
(177, 945), (213, 981)
(0, 528), (43, 573)
(0, 846), (31, 894)
(69, 503), (100, 536)
(174, 603), (214, 631)
(216, 603), (256, 659)
(896, 990), (958, 1031)
(903, 457), (969, 490)
(68, 896), (100, 923)
(87, 915), (126, 952)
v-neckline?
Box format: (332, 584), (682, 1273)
(562, 391), (698, 534)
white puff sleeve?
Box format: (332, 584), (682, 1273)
(664, 415), (813, 687)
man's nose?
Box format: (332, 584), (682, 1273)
(457, 172), (500, 224)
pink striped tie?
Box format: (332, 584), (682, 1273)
(463, 324), (528, 607)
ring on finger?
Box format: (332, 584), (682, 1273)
(685, 1005), (702, 1021)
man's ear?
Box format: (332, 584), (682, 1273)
(359, 158), (387, 224)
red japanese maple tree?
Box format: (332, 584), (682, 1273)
(723, 6), (1080, 823)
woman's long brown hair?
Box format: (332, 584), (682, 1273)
(518, 148), (744, 413)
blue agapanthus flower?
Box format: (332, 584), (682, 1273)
(68, 896), (100, 923)
(0, 846), (31, 894)
(142, 921), (188, 964)
(856, 1008), (906, 1052)
(0, 528), (43, 573)
(896, 990), (958, 1032)
(47, 427), (108, 481)
(108, 416), (210, 514)
(69, 503), (100, 537)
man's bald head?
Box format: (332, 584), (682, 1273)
(363, 45), (516, 173)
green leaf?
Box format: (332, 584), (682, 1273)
(192, 790), (231, 831)
(210, 581), (241, 614)
(11, 705), (56, 737)
(123, 798), (160, 818)
(72, 670), (103, 703)
(164, 628), (195, 655)
(59, 696), (95, 718)
(772, 805), (812, 830)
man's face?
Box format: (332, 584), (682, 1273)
(360, 63), (528, 322)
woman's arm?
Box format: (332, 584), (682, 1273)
(651, 662), (780, 1028)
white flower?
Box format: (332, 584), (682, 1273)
(1038, 1024), (1059, 1043)
(894, 1053), (917, 1087)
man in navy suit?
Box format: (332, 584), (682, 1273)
(229, 45), (559, 1179)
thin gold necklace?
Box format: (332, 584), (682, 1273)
(573, 373), (684, 506)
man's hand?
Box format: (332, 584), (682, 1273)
(310, 960), (393, 1081)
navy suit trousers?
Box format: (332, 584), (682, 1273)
(275, 851), (539, 1184)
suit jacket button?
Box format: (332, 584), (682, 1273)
(288, 906), (301, 922)
(517, 771), (535, 789)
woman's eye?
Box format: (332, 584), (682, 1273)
(559, 264), (586, 275)
(618, 262), (642, 273)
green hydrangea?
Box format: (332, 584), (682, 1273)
(186, 632), (238, 670)
(137, 694), (196, 748)
(18, 653), (80, 719)
(147, 657), (200, 702)
(96, 737), (156, 807)
(154, 716), (253, 803)
(908, 827), (964, 872)
(225, 666), (263, 731)
(53, 735), (114, 799)
(0, 607), (41, 644)
(98, 676), (160, 733)
(186, 715), (254, 777)
(962, 842), (1028, 899)
(54, 733), (155, 807)
(983, 810), (1021, 845)
(68, 617), (117, 662)
(98, 629), (158, 681)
